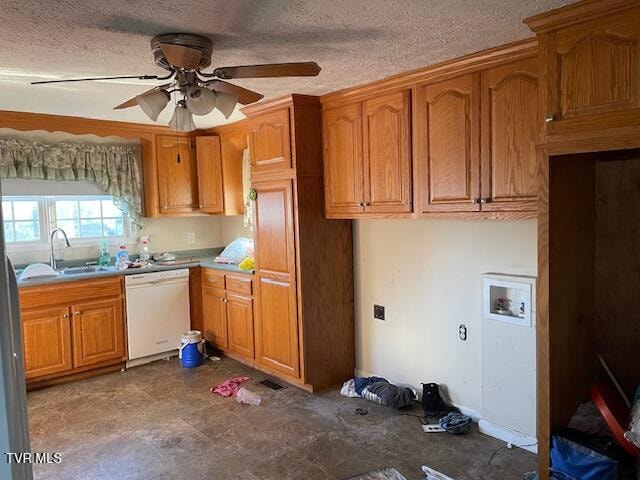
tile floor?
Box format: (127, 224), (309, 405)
(27, 357), (537, 479)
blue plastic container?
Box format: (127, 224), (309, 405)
(181, 342), (202, 368)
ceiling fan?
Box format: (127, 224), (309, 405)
(31, 33), (321, 131)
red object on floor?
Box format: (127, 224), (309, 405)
(210, 376), (251, 397)
(590, 382), (640, 458)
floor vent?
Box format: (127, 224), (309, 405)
(259, 378), (287, 390)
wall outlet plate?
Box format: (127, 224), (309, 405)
(374, 304), (385, 321)
(459, 324), (467, 341)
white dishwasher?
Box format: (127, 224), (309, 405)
(125, 268), (190, 367)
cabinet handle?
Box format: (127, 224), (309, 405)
(479, 198), (487, 204)
(545, 114), (554, 123)
(359, 202), (365, 207)
(63, 313), (70, 318)
(472, 198), (479, 204)
(364, 202), (370, 206)
(73, 311), (81, 316)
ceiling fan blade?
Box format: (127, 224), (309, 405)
(203, 80), (263, 105)
(113, 84), (171, 110)
(212, 62), (321, 79)
(31, 74), (169, 85)
(159, 43), (201, 70)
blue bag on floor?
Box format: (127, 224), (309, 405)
(550, 435), (617, 480)
(550, 429), (636, 480)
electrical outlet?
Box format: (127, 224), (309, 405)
(374, 304), (385, 321)
(187, 232), (196, 245)
(459, 324), (467, 341)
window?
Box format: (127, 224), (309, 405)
(1, 195), (131, 247)
(51, 197), (125, 239)
(2, 197), (42, 243)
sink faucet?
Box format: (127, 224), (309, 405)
(50, 228), (71, 270)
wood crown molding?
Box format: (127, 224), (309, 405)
(524, 0), (639, 33)
(320, 37), (538, 107)
(240, 94), (320, 118)
(0, 110), (178, 139)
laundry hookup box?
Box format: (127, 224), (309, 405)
(482, 273), (536, 328)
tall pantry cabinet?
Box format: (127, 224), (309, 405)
(243, 95), (355, 391)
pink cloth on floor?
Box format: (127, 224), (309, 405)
(210, 376), (251, 397)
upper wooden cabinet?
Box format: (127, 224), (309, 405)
(195, 136), (224, 214)
(218, 124), (249, 216)
(156, 135), (199, 214)
(363, 91), (412, 213)
(323, 103), (365, 215)
(417, 73), (481, 212)
(480, 58), (539, 211)
(323, 90), (412, 217)
(526, 1), (640, 142)
(248, 109), (292, 175)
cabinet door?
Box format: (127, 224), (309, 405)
(202, 286), (228, 349)
(22, 306), (72, 380)
(542, 9), (640, 137)
(480, 58), (539, 211)
(219, 126), (248, 215)
(196, 136), (224, 213)
(417, 73), (480, 212)
(71, 297), (124, 368)
(156, 135), (199, 214)
(253, 179), (300, 377)
(227, 293), (254, 359)
(323, 103), (365, 215)
(363, 90), (412, 213)
(248, 109), (291, 174)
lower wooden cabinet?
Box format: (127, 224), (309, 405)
(21, 306), (73, 380)
(201, 270), (254, 359)
(202, 286), (228, 349)
(227, 293), (254, 359)
(19, 276), (126, 385)
(71, 297), (124, 368)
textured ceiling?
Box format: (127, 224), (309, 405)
(0, 0), (568, 128)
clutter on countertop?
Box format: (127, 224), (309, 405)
(236, 387), (261, 406)
(18, 263), (58, 281)
(215, 237), (254, 264)
(210, 376), (251, 397)
(138, 235), (151, 263)
(152, 252), (177, 263)
(115, 244), (130, 270)
(237, 257), (255, 271)
(98, 240), (111, 267)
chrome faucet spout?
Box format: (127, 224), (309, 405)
(50, 228), (72, 270)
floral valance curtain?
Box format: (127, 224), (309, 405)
(0, 138), (142, 224)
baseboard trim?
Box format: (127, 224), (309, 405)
(478, 419), (538, 453)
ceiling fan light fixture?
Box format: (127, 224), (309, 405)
(169, 101), (196, 132)
(136, 89), (170, 121)
(186, 86), (217, 116)
(215, 91), (238, 119)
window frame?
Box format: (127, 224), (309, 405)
(2, 195), (135, 253)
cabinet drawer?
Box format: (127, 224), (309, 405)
(226, 275), (252, 296)
(202, 269), (226, 289)
(20, 276), (122, 310)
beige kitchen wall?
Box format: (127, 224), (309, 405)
(8, 215), (225, 265)
(353, 218), (537, 424)
(220, 215), (252, 245)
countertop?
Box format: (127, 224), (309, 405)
(16, 250), (253, 288)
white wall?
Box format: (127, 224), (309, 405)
(353, 218), (537, 422)
(220, 215), (252, 245)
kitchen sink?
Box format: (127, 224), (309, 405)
(59, 266), (113, 275)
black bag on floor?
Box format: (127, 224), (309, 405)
(421, 383), (458, 417)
